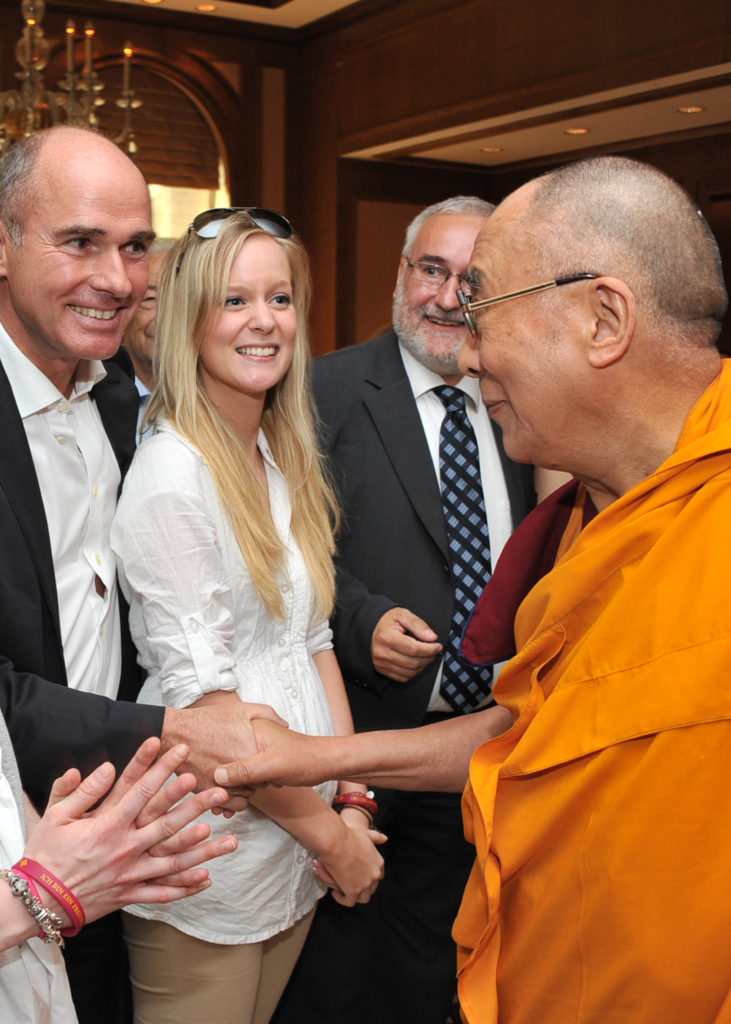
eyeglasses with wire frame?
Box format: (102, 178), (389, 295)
(405, 259), (469, 290)
(175, 206), (294, 275)
(457, 274), (598, 338)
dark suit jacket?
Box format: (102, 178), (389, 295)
(313, 330), (536, 731)
(0, 354), (163, 799)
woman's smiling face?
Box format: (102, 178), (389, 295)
(198, 234), (297, 415)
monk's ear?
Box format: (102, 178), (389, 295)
(586, 276), (636, 369)
(0, 220), (11, 278)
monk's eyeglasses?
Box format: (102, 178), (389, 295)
(175, 207), (294, 275)
(457, 274), (598, 338)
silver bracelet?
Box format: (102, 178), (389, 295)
(1, 868), (65, 947)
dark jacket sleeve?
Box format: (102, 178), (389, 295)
(0, 658), (164, 799)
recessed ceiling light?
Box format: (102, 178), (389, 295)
(677, 105), (705, 114)
(481, 146), (503, 153)
(565, 128), (589, 136)
(142, 0), (164, 5)
(196, 3), (217, 10)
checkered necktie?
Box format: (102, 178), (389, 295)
(434, 386), (493, 712)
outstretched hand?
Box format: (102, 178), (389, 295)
(24, 737), (238, 929)
(215, 718), (335, 791)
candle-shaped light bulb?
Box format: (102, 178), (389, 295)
(123, 44), (132, 92)
(66, 20), (75, 74)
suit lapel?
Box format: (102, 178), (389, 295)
(93, 357), (138, 481)
(0, 358), (62, 640)
(362, 334), (449, 560)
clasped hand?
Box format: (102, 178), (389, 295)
(23, 737), (237, 932)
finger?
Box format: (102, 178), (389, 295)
(330, 890), (356, 907)
(244, 704), (288, 729)
(110, 744), (194, 828)
(136, 787), (231, 852)
(215, 795), (251, 815)
(137, 833), (238, 883)
(146, 834), (239, 878)
(119, 875), (213, 905)
(214, 759), (256, 788)
(99, 737), (163, 812)
(146, 821), (210, 857)
(45, 767), (82, 810)
(135, 772), (199, 829)
(396, 610), (439, 642)
(46, 761), (116, 822)
(312, 860), (336, 887)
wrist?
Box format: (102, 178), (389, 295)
(1, 868), (65, 946)
(14, 858), (85, 937)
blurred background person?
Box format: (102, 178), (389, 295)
(120, 237), (175, 442)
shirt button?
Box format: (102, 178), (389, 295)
(99, 625), (104, 636)
(55, 435), (66, 445)
(93, 485), (99, 498)
(282, 584), (289, 593)
(278, 638), (286, 648)
(95, 554), (102, 566)
(291, 690), (300, 701)
(189, 621), (199, 632)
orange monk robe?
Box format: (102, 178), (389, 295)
(454, 359), (731, 1024)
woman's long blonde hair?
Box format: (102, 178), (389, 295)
(147, 212), (338, 620)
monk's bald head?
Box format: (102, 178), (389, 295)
(509, 156), (727, 346)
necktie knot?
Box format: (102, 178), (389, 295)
(434, 385), (466, 417)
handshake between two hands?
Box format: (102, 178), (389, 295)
(17, 701), (370, 944)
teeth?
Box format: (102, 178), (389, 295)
(236, 346), (277, 356)
(70, 305), (116, 321)
(427, 316), (460, 327)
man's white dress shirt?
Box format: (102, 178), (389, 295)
(0, 326), (121, 699)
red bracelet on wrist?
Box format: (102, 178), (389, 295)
(332, 791), (379, 826)
(15, 858), (86, 937)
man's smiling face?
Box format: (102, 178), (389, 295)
(0, 129), (153, 394)
(393, 211), (485, 378)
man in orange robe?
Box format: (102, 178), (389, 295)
(218, 156), (731, 1023)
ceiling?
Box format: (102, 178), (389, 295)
(105, 0), (362, 30)
(347, 66), (731, 172)
(104, 1), (730, 170)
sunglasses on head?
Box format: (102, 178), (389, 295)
(175, 206), (294, 274)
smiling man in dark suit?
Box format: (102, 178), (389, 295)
(273, 197), (536, 1024)
(0, 125), (276, 1024)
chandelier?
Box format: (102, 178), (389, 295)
(0, 0), (142, 160)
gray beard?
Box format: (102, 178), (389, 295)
(392, 283), (462, 377)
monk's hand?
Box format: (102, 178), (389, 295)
(215, 719), (336, 791)
(371, 607), (443, 682)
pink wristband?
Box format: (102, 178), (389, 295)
(15, 858), (86, 937)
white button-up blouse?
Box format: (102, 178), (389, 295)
(110, 423), (336, 943)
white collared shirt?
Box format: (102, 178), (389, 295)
(0, 325), (122, 699)
(111, 423), (336, 942)
(398, 341), (512, 710)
